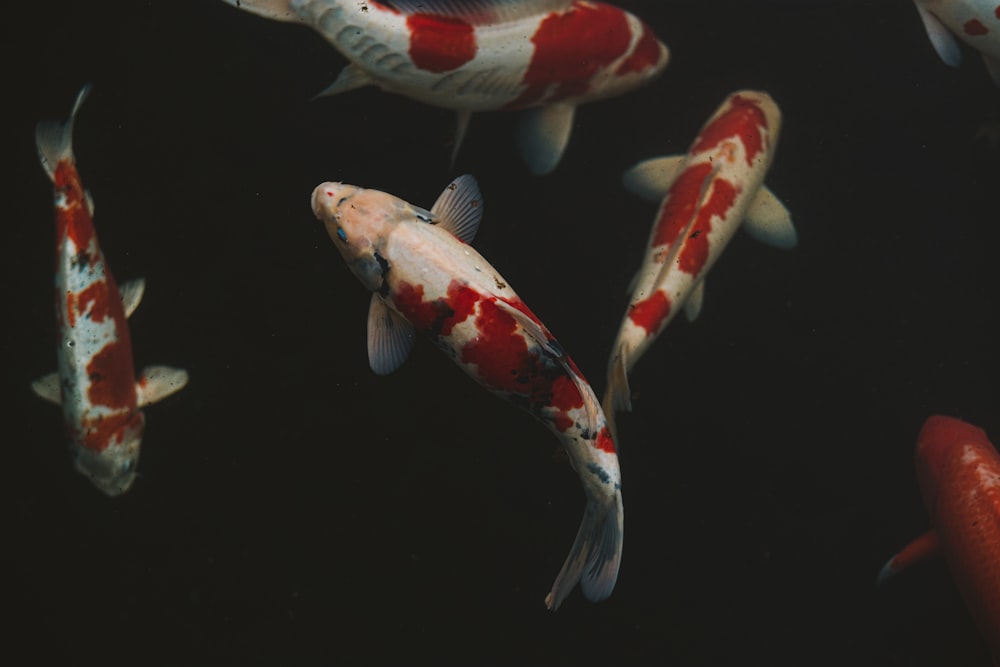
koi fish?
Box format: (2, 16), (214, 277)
(221, 0), (669, 174)
(312, 175), (622, 609)
(879, 415), (1000, 658)
(603, 91), (797, 415)
(32, 86), (189, 497)
(914, 0), (1000, 85)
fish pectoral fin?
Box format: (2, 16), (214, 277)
(367, 294), (416, 376)
(621, 155), (686, 202)
(516, 103), (575, 176)
(220, 0), (304, 23)
(877, 529), (940, 585)
(914, 3), (962, 67)
(313, 64), (372, 100)
(684, 280), (705, 321)
(450, 111), (472, 168)
(136, 366), (189, 407)
(119, 278), (147, 319)
(743, 186), (797, 249)
(429, 174), (483, 243)
(604, 345), (633, 414)
(31, 372), (62, 405)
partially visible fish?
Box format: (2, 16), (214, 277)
(220, 0), (669, 174)
(914, 0), (1000, 85)
(603, 91), (796, 416)
(880, 415), (1000, 659)
(312, 175), (622, 609)
(33, 86), (188, 496)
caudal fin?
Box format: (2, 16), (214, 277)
(603, 344), (633, 415)
(545, 490), (623, 610)
(36, 84), (91, 181)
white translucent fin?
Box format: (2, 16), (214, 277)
(84, 190), (96, 216)
(545, 490), (623, 610)
(313, 64), (373, 100)
(136, 366), (189, 407)
(450, 111), (472, 168)
(621, 155), (686, 202)
(490, 299), (565, 362)
(743, 187), (797, 249)
(36, 84), (91, 181)
(604, 345), (632, 414)
(982, 54), (1000, 86)
(914, 3), (962, 67)
(430, 174), (483, 243)
(516, 103), (575, 176)
(219, 0), (303, 22)
(367, 294), (416, 376)
(31, 372), (62, 405)
(684, 280), (705, 321)
(384, 0), (571, 24)
(119, 278), (146, 319)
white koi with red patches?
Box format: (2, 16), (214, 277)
(312, 175), (622, 610)
(914, 0), (1000, 84)
(879, 416), (1000, 659)
(221, 0), (668, 173)
(603, 91), (796, 415)
(33, 86), (188, 496)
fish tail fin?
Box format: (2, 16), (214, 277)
(603, 344), (633, 415)
(36, 84), (91, 181)
(545, 490), (623, 611)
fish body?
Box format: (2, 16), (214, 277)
(312, 175), (622, 609)
(604, 91), (796, 414)
(881, 415), (1000, 658)
(33, 86), (188, 496)
(222, 0), (668, 173)
(914, 0), (1000, 84)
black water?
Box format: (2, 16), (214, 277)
(8, 1), (999, 664)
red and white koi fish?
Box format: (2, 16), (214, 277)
(880, 415), (1000, 658)
(221, 0), (668, 174)
(312, 175), (622, 609)
(914, 0), (1000, 85)
(32, 86), (188, 497)
(603, 91), (796, 414)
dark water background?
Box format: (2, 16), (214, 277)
(7, 1), (999, 664)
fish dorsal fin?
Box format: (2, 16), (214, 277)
(491, 298), (566, 364)
(313, 64), (373, 100)
(430, 174), (483, 243)
(914, 2), (962, 67)
(383, 0), (571, 25)
(517, 103), (575, 175)
(367, 293), (416, 375)
(744, 186), (797, 249)
(31, 372), (62, 405)
(136, 366), (189, 407)
(622, 155), (686, 202)
(119, 278), (146, 319)
(684, 280), (705, 321)
(36, 84), (91, 181)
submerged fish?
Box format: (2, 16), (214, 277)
(914, 0), (1000, 85)
(312, 175), (622, 609)
(603, 91), (796, 415)
(880, 415), (1000, 658)
(221, 0), (669, 174)
(32, 86), (188, 496)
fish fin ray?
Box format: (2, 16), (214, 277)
(450, 111), (471, 168)
(684, 280), (704, 321)
(604, 344), (633, 414)
(430, 174), (483, 243)
(516, 103), (575, 175)
(621, 155), (686, 202)
(31, 372), (62, 405)
(119, 278), (146, 319)
(383, 0), (572, 25)
(313, 64), (373, 99)
(744, 186), (797, 248)
(219, 0), (303, 22)
(136, 366), (189, 407)
(367, 294), (416, 375)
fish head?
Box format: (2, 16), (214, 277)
(312, 182), (409, 293)
(73, 412), (146, 497)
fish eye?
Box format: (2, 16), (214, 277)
(336, 227), (347, 242)
(337, 197), (348, 206)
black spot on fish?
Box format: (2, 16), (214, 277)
(690, 230), (702, 239)
(375, 251), (390, 296)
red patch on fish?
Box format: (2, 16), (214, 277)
(79, 411), (139, 453)
(692, 94), (768, 167)
(506, 3), (632, 108)
(394, 280), (477, 336)
(596, 426), (616, 454)
(76, 280), (112, 322)
(628, 291), (671, 335)
(407, 13), (477, 73)
(86, 340), (138, 411)
(615, 22), (663, 76)
(964, 18), (989, 36)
